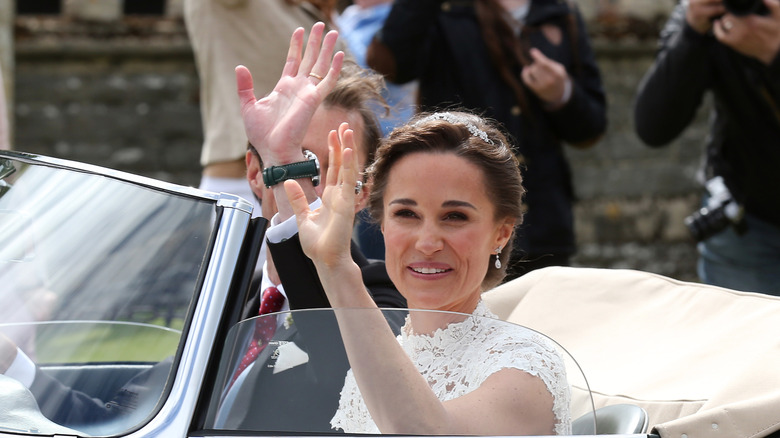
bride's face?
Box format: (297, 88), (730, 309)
(381, 151), (514, 314)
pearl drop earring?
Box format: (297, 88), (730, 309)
(494, 247), (502, 269)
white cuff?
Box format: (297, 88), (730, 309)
(5, 347), (36, 388)
(266, 198), (322, 244)
(560, 77), (573, 105)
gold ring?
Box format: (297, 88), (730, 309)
(308, 72), (324, 81)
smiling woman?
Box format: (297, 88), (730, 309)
(280, 104), (570, 434)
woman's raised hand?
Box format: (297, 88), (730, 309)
(285, 123), (360, 270)
(235, 22), (344, 165)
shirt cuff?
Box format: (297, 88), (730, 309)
(266, 198), (322, 244)
(5, 347), (36, 388)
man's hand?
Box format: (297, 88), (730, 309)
(685, 0), (727, 34)
(713, 0), (780, 65)
(236, 22), (344, 166)
(521, 48), (571, 107)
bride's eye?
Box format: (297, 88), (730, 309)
(443, 211), (468, 221)
(392, 209), (418, 219)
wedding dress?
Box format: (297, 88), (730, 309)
(330, 300), (572, 434)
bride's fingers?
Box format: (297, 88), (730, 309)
(338, 122), (350, 140)
(339, 146), (359, 201)
(284, 179), (311, 222)
(300, 22), (326, 78)
(281, 27), (305, 79)
(326, 130), (342, 188)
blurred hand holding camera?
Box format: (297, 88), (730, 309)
(713, 0), (780, 64)
(685, 0), (727, 34)
(685, 0), (780, 64)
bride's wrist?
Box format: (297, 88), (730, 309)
(315, 258), (362, 286)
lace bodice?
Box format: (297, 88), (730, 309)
(330, 301), (572, 435)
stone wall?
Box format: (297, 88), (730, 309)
(8, 0), (710, 282)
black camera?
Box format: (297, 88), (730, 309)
(684, 176), (746, 242)
(723, 0), (769, 16)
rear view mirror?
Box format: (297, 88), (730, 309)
(0, 158), (14, 197)
(0, 158), (15, 180)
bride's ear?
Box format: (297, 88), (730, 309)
(494, 217), (516, 250)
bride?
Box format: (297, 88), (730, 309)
(237, 23), (570, 435)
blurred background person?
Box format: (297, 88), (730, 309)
(366, 0), (607, 280)
(634, 0), (780, 295)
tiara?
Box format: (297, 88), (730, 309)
(416, 112), (495, 145)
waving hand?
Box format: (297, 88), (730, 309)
(284, 123), (360, 270)
(235, 22), (344, 166)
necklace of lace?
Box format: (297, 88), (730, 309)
(330, 301), (572, 434)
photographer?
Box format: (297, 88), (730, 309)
(634, 0), (780, 294)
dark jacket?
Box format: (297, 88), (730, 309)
(634, 5), (780, 228)
(225, 235), (406, 432)
(241, 236), (405, 317)
(368, 0), (607, 260)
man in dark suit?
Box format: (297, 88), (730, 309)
(236, 24), (405, 316)
(215, 24), (406, 431)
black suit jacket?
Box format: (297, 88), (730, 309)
(226, 234), (406, 432)
(242, 234), (406, 317)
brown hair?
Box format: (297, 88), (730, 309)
(323, 62), (388, 168)
(366, 111), (525, 289)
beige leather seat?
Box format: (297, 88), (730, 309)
(483, 266), (780, 438)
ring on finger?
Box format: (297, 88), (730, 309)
(354, 180), (363, 195)
(308, 72), (324, 81)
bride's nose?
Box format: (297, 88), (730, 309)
(414, 221), (444, 255)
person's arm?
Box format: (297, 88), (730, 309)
(634, 4), (714, 147)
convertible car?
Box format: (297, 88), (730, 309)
(1, 150), (778, 438)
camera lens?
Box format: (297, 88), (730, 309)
(723, 0), (768, 15)
(684, 204), (732, 242)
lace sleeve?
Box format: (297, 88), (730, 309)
(480, 330), (572, 435)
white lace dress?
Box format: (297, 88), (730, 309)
(330, 301), (572, 434)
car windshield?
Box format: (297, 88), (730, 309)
(204, 308), (596, 436)
(0, 155), (216, 436)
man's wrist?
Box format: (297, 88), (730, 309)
(262, 150), (320, 188)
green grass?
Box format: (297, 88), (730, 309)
(36, 320), (182, 363)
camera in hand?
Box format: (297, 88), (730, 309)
(723, 0), (769, 16)
(684, 176), (746, 242)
